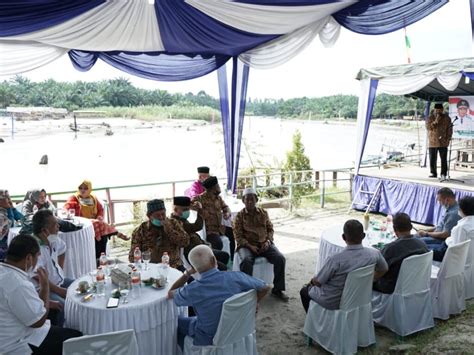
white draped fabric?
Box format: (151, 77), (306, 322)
(0, 41), (68, 75)
(65, 265), (185, 355)
(185, 0), (354, 35)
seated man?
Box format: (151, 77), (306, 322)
(170, 196), (229, 270)
(129, 199), (189, 270)
(300, 220), (388, 313)
(234, 188), (288, 301)
(168, 245), (269, 349)
(0, 208), (9, 262)
(373, 213), (429, 294)
(186, 166), (209, 199)
(0, 234), (81, 355)
(433, 195), (474, 262)
(418, 188), (461, 256)
(191, 176), (235, 258)
(0, 189), (24, 227)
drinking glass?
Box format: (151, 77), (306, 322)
(119, 281), (130, 304)
(68, 209), (76, 221)
(142, 251), (151, 271)
(89, 270), (97, 285)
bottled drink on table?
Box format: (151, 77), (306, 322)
(161, 252), (170, 277)
(131, 267), (141, 298)
(363, 213), (370, 231)
(99, 252), (108, 276)
(96, 267), (105, 297)
(133, 247), (142, 269)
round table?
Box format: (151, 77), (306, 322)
(65, 264), (184, 355)
(8, 217), (95, 279)
(315, 223), (397, 273)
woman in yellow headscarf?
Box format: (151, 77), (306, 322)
(64, 180), (128, 259)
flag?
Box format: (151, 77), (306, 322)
(404, 27), (412, 64)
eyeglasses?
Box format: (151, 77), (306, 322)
(79, 187), (88, 190)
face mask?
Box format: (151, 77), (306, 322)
(181, 211), (190, 220)
(151, 218), (162, 227)
(25, 260), (35, 278)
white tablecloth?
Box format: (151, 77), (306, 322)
(315, 224), (397, 273)
(8, 217), (95, 279)
(65, 264), (184, 355)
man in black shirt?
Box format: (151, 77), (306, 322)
(373, 213), (429, 294)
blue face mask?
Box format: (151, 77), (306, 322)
(181, 210), (190, 220)
(151, 218), (162, 227)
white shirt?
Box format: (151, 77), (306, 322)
(446, 215), (474, 246)
(0, 263), (50, 354)
(34, 235), (66, 286)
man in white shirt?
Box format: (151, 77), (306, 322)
(434, 196), (474, 261)
(0, 234), (81, 355)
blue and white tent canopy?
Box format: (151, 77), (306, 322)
(0, 0), (448, 191)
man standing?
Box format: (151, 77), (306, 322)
(171, 196), (229, 269)
(191, 177), (235, 258)
(300, 220), (388, 313)
(233, 188), (288, 301)
(186, 167), (210, 199)
(129, 199), (189, 269)
(426, 103), (452, 179)
(418, 188), (461, 255)
(373, 213), (429, 294)
(168, 245), (269, 349)
(0, 234), (81, 355)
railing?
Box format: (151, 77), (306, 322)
(10, 167), (360, 227)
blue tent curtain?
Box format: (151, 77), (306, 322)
(462, 71), (474, 80)
(422, 100), (431, 168)
(69, 50), (230, 82)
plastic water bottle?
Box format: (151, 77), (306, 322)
(131, 267), (141, 298)
(161, 252), (170, 277)
(99, 252), (109, 276)
(96, 267), (105, 297)
(386, 214), (394, 237)
(133, 247), (142, 269)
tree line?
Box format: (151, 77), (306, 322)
(0, 76), (426, 119)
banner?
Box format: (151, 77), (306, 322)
(449, 96), (474, 139)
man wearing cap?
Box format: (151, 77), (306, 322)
(171, 196), (229, 270)
(455, 99), (474, 132)
(426, 104), (452, 179)
(186, 167), (210, 199)
(191, 177), (235, 258)
(129, 199), (190, 269)
(233, 188), (289, 301)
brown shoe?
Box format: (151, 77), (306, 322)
(271, 289), (289, 302)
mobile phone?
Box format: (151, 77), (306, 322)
(106, 297), (119, 308)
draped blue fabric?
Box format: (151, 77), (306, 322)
(68, 50), (230, 82)
(353, 175), (474, 225)
(357, 79), (378, 175)
(462, 71), (474, 80)
(334, 0), (449, 35)
(235, 1), (339, 4)
(153, 0), (277, 56)
(218, 65), (232, 186)
(0, 0), (105, 37)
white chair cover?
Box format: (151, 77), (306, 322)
(431, 240), (471, 320)
(232, 253), (274, 284)
(304, 264), (376, 354)
(465, 235), (474, 300)
(62, 329), (138, 355)
(220, 236), (231, 256)
(372, 252), (434, 336)
(183, 290), (258, 355)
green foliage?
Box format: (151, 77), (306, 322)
(283, 131), (313, 206)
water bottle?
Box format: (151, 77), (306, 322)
(131, 267), (141, 298)
(386, 214), (394, 237)
(133, 247), (142, 269)
(161, 252), (170, 277)
(96, 267), (105, 297)
(99, 252), (109, 276)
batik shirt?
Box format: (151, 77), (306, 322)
(233, 207), (274, 249)
(192, 192), (229, 235)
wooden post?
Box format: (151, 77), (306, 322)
(315, 171), (320, 190)
(172, 182), (176, 198)
(289, 172), (293, 212)
(105, 188), (115, 226)
(332, 171), (337, 188)
(320, 171), (326, 208)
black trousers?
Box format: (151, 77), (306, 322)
(30, 326), (82, 355)
(238, 245), (286, 291)
(429, 147), (448, 176)
(207, 227), (236, 259)
(300, 284), (312, 313)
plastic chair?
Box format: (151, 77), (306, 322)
(431, 240), (471, 320)
(304, 264), (376, 355)
(232, 252), (274, 284)
(372, 251), (434, 336)
(464, 235), (474, 300)
(62, 329), (138, 355)
(183, 290), (258, 355)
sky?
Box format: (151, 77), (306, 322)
(1, 0), (472, 100)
